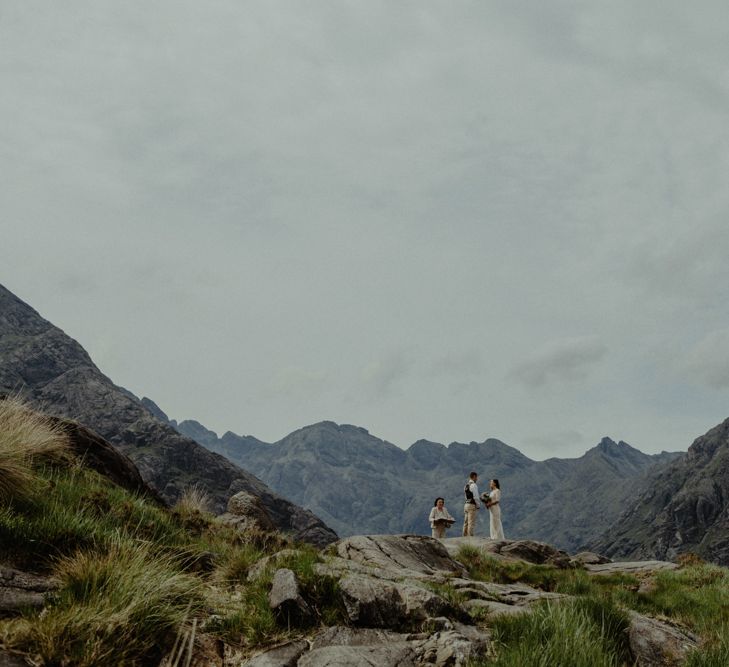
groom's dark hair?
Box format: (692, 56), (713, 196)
(469, 471), (477, 479)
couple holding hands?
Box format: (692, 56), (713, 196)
(428, 471), (504, 540)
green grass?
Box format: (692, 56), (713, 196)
(1, 538), (205, 666)
(481, 596), (632, 667)
(457, 545), (729, 666)
(0, 397), (69, 503)
(209, 545), (348, 647)
(456, 544), (639, 595)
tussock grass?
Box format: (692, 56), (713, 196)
(0, 397), (68, 503)
(2, 538), (204, 666)
(483, 597), (632, 667)
(174, 485), (213, 517)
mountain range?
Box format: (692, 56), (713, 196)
(4, 281), (728, 565)
(593, 415), (729, 565)
(166, 413), (681, 552)
(0, 283), (336, 546)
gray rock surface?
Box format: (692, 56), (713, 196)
(268, 569), (313, 625)
(570, 551), (611, 565)
(627, 611), (700, 667)
(592, 416), (729, 566)
(178, 418), (681, 552)
(0, 284), (337, 547)
(331, 535), (466, 580)
(442, 537), (572, 568)
(584, 561), (678, 576)
(0, 566), (56, 617)
(298, 625), (490, 667)
(338, 575), (408, 627)
(242, 640), (309, 667)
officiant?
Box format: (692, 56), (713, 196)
(428, 497), (455, 539)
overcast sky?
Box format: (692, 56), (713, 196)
(3, 1), (729, 458)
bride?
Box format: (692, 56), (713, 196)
(483, 479), (504, 540)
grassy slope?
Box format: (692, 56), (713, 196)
(0, 400), (343, 666)
(1, 401), (726, 666)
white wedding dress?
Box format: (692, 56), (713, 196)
(488, 488), (505, 540)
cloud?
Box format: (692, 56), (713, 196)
(428, 350), (485, 378)
(265, 366), (328, 398)
(509, 337), (608, 388)
(680, 329), (729, 389)
(361, 350), (414, 397)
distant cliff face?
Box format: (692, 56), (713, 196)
(0, 284), (337, 547)
(591, 418), (729, 566)
(174, 417), (681, 552)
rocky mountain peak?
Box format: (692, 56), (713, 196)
(0, 283), (337, 547)
(592, 414), (729, 565)
(140, 396), (171, 423)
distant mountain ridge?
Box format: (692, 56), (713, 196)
(591, 416), (729, 566)
(168, 414), (682, 552)
(0, 284), (337, 546)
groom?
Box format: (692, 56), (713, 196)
(462, 471), (481, 536)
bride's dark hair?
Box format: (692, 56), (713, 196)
(434, 497), (445, 506)
(491, 479), (500, 489)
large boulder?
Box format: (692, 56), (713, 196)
(338, 575), (407, 627)
(218, 491), (277, 534)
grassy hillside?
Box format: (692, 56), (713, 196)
(0, 399), (341, 665)
(0, 399), (726, 666)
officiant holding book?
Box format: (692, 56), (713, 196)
(428, 497), (455, 539)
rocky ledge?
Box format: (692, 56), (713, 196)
(230, 535), (696, 667)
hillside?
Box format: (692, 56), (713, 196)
(1, 399), (726, 666)
(172, 417), (681, 552)
(0, 284), (336, 546)
(592, 415), (729, 566)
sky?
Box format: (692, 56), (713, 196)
(2, 1), (729, 458)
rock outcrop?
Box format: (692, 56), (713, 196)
(218, 491), (277, 534)
(238, 535), (699, 666)
(0, 283), (337, 547)
(268, 569), (313, 625)
(592, 416), (729, 566)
